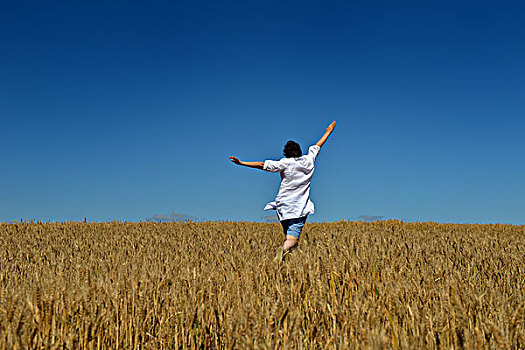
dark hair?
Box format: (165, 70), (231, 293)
(283, 140), (302, 158)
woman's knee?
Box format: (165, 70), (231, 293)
(283, 236), (298, 250)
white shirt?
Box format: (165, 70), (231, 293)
(263, 145), (321, 221)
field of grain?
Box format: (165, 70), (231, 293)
(1, 220), (524, 349)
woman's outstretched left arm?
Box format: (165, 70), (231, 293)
(229, 156), (264, 170)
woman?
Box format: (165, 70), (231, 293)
(229, 121), (336, 261)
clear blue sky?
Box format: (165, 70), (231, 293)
(1, 0), (524, 224)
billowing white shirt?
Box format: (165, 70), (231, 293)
(263, 145), (320, 221)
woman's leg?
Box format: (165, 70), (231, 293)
(283, 235), (298, 251)
(282, 216), (307, 252)
(275, 216), (307, 262)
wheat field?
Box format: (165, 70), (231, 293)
(1, 220), (524, 349)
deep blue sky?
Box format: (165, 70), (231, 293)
(1, 0), (524, 224)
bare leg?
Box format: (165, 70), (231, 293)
(275, 218), (303, 262)
(283, 235), (298, 252)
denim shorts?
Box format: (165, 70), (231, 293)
(280, 216), (307, 239)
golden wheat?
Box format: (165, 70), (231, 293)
(0, 220), (523, 349)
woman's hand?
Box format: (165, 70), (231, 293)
(229, 156), (242, 165)
(326, 121), (336, 133)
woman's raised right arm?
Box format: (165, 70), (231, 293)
(315, 121), (336, 148)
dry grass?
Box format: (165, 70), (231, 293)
(1, 220), (524, 349)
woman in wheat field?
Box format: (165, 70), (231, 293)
(229, 121), (336, 261)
